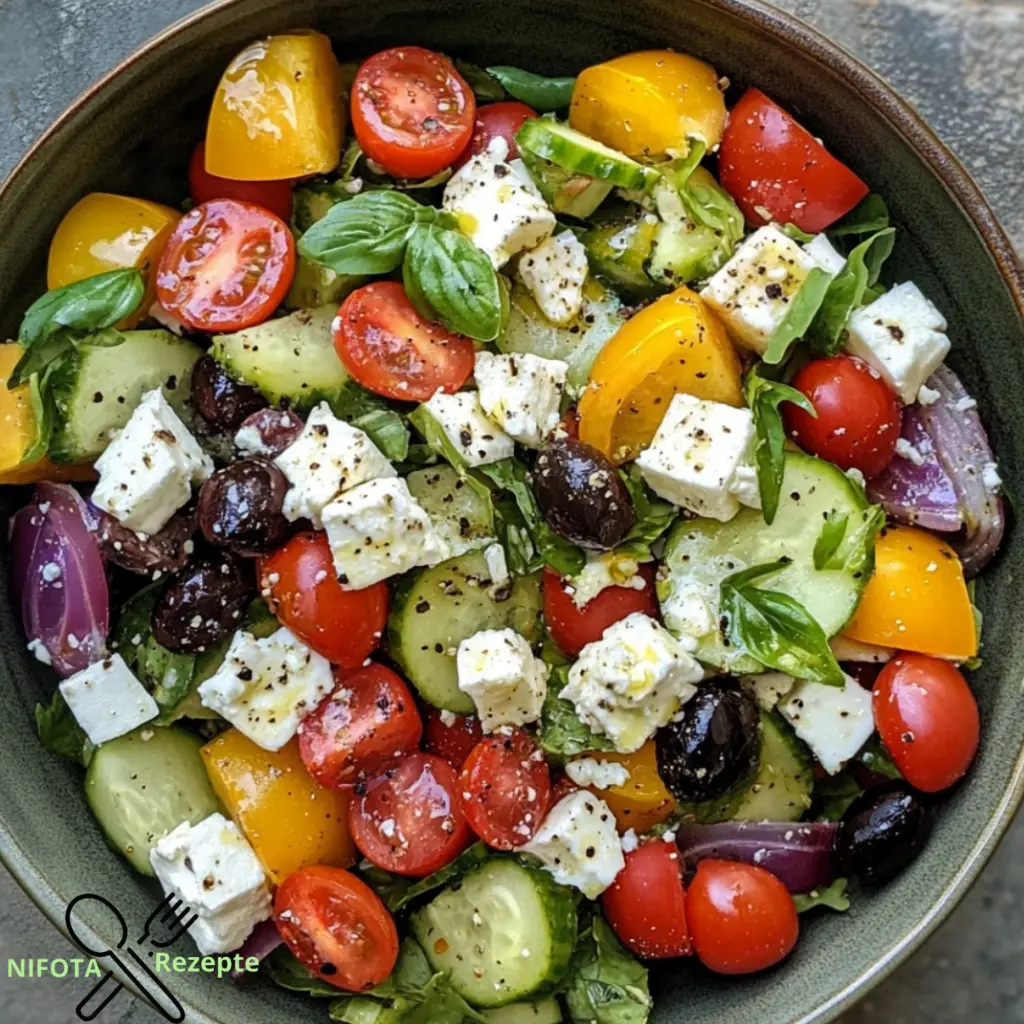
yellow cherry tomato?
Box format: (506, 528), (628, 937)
(206, 31), (345, 181)
(570, 51), (727, 161)
(47, 193), (180, 328)
(201, 730), (354, 885)
(578, 286), (743, 463)
(572, 742), (676, 833)
(845, 525), (977, 660)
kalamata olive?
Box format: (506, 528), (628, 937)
(93, 506), (196, 575)
(235, 408), (305, 458)
(197, 458), (291, 556)
(151, 550), (253, 653)
(834, 782), (932, 886)
(656, 680), (761, 803)
(191, 355), (267, 432)
(534, 439), (635, 550)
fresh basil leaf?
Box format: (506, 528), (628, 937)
(857, 736), (903, 780)
(720, 561), (845, 686)
(539, 670), (615, 762)
(454, 59), (506, 102)
(486, 66), (576, 111)
(86, 327), (127, 348)
(388, 842), (490, 912)
(9, 332), (75, 389)
(34, 692), (93, 767)
(815, 772), (863, 822)
(794, 878), (851, 914)
(21, 373), (56, 464)
(828, 503), (885, 576)
(263, 947), (341, 997)
(781, 223), (816, 244)
(618, 463), (677, 558)
(813, 512), (849, 571)
(763, 267), (833, 364)
(829, 193), (890, 239)
(358, 861), (414, 912)
(352, 408), (410, 463)
(666, 138), (707, 189)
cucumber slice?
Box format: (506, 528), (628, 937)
(412, 858), (577, 1008)
(84, 726), (220, 876)
(388, 551), (543, 712)
(406, 465), (495, 559)
(49, 330), (203, 462)
(519, 150), (612, 219)
(582, 206), (662, 299)
(483, 998), (563, 1023)
(516, 120), (659, 191)
(658, 452), (877, 673)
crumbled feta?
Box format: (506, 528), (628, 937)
(659, 580), (715, 648)
(235, 412), (301, 457)
(59, 654), (159, 745)
(518, 230), (589, 325)
(27, 639), (52, 666)
(484, 542), (510, 587)
(917, 383), (942, 407)
(438, 709), (458, 728)
(635, 393), (759, 521)
(621, 829), (639, 854)
(522, 791), (625, 898)
(567, 550), (646, 610)
(895, 437), (926, 466)
(149, 813), (271, 954)
(955, 396), (978, 412)
(456, 627), (548, 733)
(475, 351), (568, 449)
(273, 403), (395, 527)
(561, 613), (703, 753)
(982, 461), (1002, 492)
(829, 635), (894, 664)
(197, 627), (333, 751)
(845, 283), (951, 403)
(423, 390), (515, 467)
(92, 389), (213, 534)
(566, 757), (631, 791)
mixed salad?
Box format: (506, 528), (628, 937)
(6, 30), (1007, 1022)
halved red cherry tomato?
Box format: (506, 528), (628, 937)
(424, 709), (484, 770)
(453, 101), (537, 169)
(350, 753), (473, 876)
(719, 89), (869, 233)
(602, 838), (691, 959)
(188, 141), (294, 222)
(335, 282), (476, 401)
(351, 47), (475, 179)
(155, 198), (295, 332)
(543, 565), (659, 657)
(873, 653), (980, 793)
(299, 664), (423, 789)
(260, 532), (388, 668)
(274, 866), (398, 992)
(784, 356), (902, 478)
(686, 859), (799, 975)
(460, 729), (551, 850)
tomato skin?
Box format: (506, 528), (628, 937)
(873, 654), (980, 793)
(784, 356), (902, 478)
(454, 101), (537, 169)
(686, 859), (799, 975)
(155, 198), (295, 332)
(299, 664), (423, 788)
(335, 282), (476, 401)
(460, 729), (551, 850)
(719, 89), (869, 233)
(274, 866), (399, 992)
(260, 532), (388, 668)
(352, 47), (475, 178)
(188, 142), (294, 222)
(602, 839), (691, 959)
(543, 565), (659, 657)
(350, 753), (473, 876)
(424, 710), (484, 771)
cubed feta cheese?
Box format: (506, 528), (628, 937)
(778, 674), (875, 775)
(484, 542), (510, 587)
(149, 813), (271, 954)
(566, 550), (646, 610)
(322, 477), (445, 590)
(740, 671), (796, 711)
(197, 627), (333, 751)
(635, 393), (759, 520)
(59, 653), (159, 745)
(93, 389), (213, 534)
(523, 791), (625, 898)
(442, 142), (556, 269)
(423, 390), (515, 467)
(565, 757), (631, 790)
(475, 352), (568, 449)
(804, 233), (847, 276)
(456, 627), (548, 732)
(560, 612), (703, 753)
(829, 635), (893, 664)
(518, 230), (589, 325)
(845, 283), (951, 403)
(274, 403), (395, 527)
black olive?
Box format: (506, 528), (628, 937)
(190, 355), (267, 433)
(197, 458), (291, 556)
(93, 506), (196, 575)
(534, 439), (635, 550)
(235, 408), (304, 457)
(656, 680), (761, 802)
(151, 550), (254, 653)
(834, 782), (932, 886)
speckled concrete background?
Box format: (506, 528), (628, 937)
(0, 0), (1021, 1021)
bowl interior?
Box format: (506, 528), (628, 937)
(1, 1), (1022, 1023)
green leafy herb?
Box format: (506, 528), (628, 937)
(34, 692), (93, 767)
(539, 668), (614, 761)
(360, 843), (491, 913)
(352, 408), (410, 462)
(794, 878), (851, 914)
(781, 223), (816, 244)
(22, 372), (57, 464)
(965, 579), (984, 670)
(744, 366), (817, 525)
(815, 772), (863, 821)
(263, 946), (342, 997)
(454, 59), (506, 102)
(827, 504), (885, 577)
(720, 562), (845, 686)
(813, 512), (850, 570)
(486, 66), (575, 111)
(829, 193), (891, 239)
(618, 464), (678, 559)
(857, 736), (902, 780)
(763, 267), (833, 365)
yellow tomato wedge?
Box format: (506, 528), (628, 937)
(572, 742), (676, 833)
(201, 730), (354, 885)
(845, 525), (977, 660)
(205, 31), (345, 181)
(570, 50), (727, 161)
(578, 286), (743, 463)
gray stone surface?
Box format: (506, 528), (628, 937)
(0, 0), (1021, 1021)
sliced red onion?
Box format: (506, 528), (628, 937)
(9, 482), (109, 676)
(675, 821), (838, 894)
(231, 919), (282, 980)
